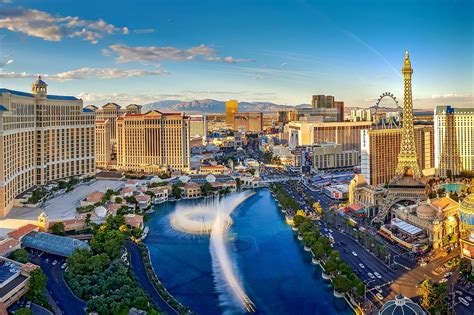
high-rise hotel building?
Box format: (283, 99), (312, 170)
(116, 110), (191, 173)
(0, 77), (95, 217)
(225, 100), (238, 125)
(95, 119), (112, 169)
(434, 106), (474, 177)
(360, 126), (435, 186)
(84, 103), (141, 155)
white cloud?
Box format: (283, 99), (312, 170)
(133, 28), (155, 34)
(0, 7), (128, 43)
(107, 44), (254, 64)
(0, 67), (169, 80)
(280, 62), (287, 67)
(0, 58), (13, 68)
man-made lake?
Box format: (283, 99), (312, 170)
(145, 189), (353, 314)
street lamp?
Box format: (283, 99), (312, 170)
(364, 279), (377, 301)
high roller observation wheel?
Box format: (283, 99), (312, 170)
(372, 92), (402, 129)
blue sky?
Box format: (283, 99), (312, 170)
(0, 0), (472, 108)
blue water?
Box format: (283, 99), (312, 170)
(145, 189), (353, 315)
(441, 183), (466, 193)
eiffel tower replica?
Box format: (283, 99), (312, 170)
(372, 51), (427, 225)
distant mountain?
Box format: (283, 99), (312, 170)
(143, 99), (306, 113)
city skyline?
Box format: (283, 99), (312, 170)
(0, 0), (473, 109)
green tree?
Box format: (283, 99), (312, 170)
(172, 184), (182, 199)
(332, 275), (352, 293)
(418, 279), (434, 309)
(201, 183), (214, 196)
(13, 308), (32, 315)
(115, 197), (123, 204)
(26, 268), (47, 304)
(293, 215), (306, 227)
(10, 248), (29, 263)
(50, 222), (65, 235)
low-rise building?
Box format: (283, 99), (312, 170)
(124, 214), (144, 229)
(182, 183), (202, 199)
(0, 238), (21, 257)
(136, 194), (151, 210)
(0, 257), (39, 308)
(324, 184), (349, 200)
(80, 191), (105, 207)
(199, 165), (231, 175)
(311, 143), (359, 170)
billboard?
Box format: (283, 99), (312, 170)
(460, 238), (474, 260)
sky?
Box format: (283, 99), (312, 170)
(0, 0), (473, 108)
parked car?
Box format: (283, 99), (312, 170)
(444, 271), (453, 278)
(376, 293), (384, 300)
(455, 290), (463, 296)
(359, 263), (365, 269)
(368, 273), (375, 279)
(465, 296), (472, 302)
(374, 272), (382, 279)
(439, 278), (448, 284)
(352, 251), (358, 256)
(458, 297), (469, 307)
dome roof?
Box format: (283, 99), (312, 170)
(205, 174), (216, 183)
(179, 175), (190, 183)
(94, 206), (108, 219)
(32, 76), (47, 87)
(379, 294), (425, 315)
(416, 203), (436, 220)
(460, 193), (474, 213)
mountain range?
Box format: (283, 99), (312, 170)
(143, 99), (311, 113)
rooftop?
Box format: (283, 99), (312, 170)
(0, 88), (79, 101)
(7, 224), (39, 240)
(21, 231), (90, 257)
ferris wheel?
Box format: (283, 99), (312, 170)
(372, 92), (402, 129)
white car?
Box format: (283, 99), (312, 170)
(465, 296), (472, 302)
(376, 293), (384, 300)
(444, 272), (453, 278)
(324, 228), (328, 232)
(455, 290), (463, 296)
(352, 251), (358, 256)
(374, 272), (382, 279)
(359, 263), (365, 269)
(458, 297), (470, 307)
(329, 229), (333, 233)
(439, 278), (448, 284)
(52, 260), (58, 266)
(368, 273), (375, 279)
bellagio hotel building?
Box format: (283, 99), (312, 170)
(0, 77), (95, 217)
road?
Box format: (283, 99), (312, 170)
(126, 241), (178, 315)
(29, 253), (86, 315)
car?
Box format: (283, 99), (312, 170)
(352, 251), (358, 256)
(329, 229), (333, 233)
(455, 290), (463, 296)
(26, 301), (31, 309)
(439, 278), (448, 284)
(458, 297), (470, 307)
(52, 260), (58, 266)
(368, 273), (375, 279)
(376, 293), (384, 300)
(465, 296), (472, 302)
(324, 228), (328, 232)
(61, 263), (67, 269)
(359, 263), (365, 269)
(444, 271), (453, 278)
(374, 272), (382, 279)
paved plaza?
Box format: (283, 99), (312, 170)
(0, 180), (124, 237)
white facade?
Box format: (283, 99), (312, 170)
(434, 106), (474, 177)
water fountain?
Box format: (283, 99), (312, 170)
(170, 191), (256, 313)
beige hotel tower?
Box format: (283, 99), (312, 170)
(0, 77), (95, 217)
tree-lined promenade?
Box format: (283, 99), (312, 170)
(293, 214), (365, 298)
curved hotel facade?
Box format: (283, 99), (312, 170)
(0, 78), (95, 217)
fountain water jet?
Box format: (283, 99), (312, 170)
(170, 191), (256, 313)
